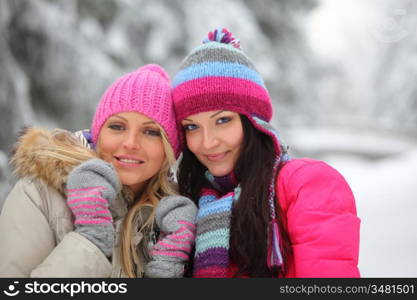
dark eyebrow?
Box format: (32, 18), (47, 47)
(182, 110), (226, 122)
(210, 110), (225, 118)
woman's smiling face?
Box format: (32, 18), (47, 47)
(97, 111), (165, 195)
(181, 110), (244, 176)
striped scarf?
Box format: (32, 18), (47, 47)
(193, 171), (240, 277)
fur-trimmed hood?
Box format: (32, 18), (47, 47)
(10, 127), (97, 194)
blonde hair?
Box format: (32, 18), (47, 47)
(113, 125), (177, 277)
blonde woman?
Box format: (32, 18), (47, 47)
(0, 65), (196, 278)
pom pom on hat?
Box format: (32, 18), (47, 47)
(202, 28), (241, 49)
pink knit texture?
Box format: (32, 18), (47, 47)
(91, 64), (180, 158)
(173, 76), (272, 122)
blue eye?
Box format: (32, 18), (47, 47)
(217, 117), (231, 124)
(108, 124), (125, 131)
(144, 129), (161, 137)
(183, 124), (198, 131)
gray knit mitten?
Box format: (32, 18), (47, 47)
(144, 195), (197, 278)
(66, 158), (121, 257)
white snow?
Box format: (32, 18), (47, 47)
(286, 127), (417, 277)
(326, 150), (417, 277)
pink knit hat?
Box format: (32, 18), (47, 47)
(91, 64), (180, 158)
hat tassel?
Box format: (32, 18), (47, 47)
(267, 218), (284, 269)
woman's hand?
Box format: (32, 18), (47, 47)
(145, 195), (197, 277)
(66, 158), (121, 257)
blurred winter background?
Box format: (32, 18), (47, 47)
(0, 0), (416, 277)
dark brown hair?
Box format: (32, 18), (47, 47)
(178, 115), (292, 277)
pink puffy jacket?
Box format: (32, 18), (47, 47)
(277, 158), (361, 277)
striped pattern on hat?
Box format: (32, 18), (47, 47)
(172, 29), (273, 123)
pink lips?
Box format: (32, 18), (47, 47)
(114, 155), (144, 168)
(206, 152), (227, 162)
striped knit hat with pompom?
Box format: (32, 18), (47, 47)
(172, 28), (272, 124)
(172, 28), (290, 271)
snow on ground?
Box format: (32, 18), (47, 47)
(286, 127), (417, 277)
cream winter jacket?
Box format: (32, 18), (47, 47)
(0, 128), (156, 277)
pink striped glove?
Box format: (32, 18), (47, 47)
(144, 195), (197, 278)
(66, 158), (121, 257)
